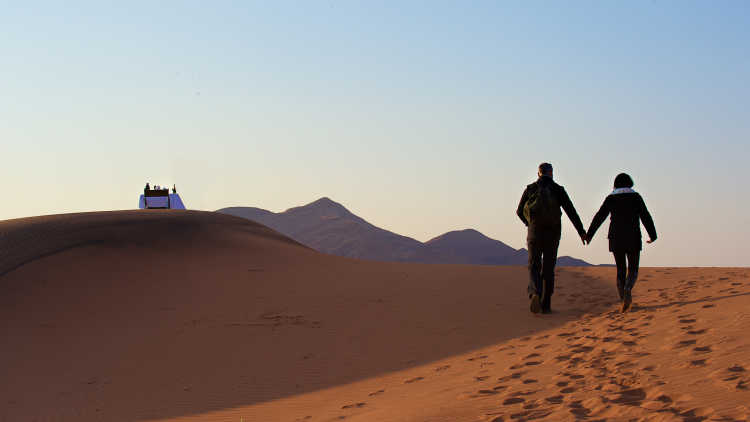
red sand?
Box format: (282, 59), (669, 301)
(1, 211), (748, 421)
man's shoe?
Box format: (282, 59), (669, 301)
(530, 294), (542, 314)
(541, 296), (551, 314)
(621, 289), (633, 313)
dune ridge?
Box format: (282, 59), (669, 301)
(0, 210), (297, 278)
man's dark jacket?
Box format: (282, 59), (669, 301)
(516, 176), (586, 238)
(586, 190), (657, 252)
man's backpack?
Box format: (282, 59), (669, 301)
(523, 182), (560, 226)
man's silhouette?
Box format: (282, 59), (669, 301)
(517, 163), (587, 314)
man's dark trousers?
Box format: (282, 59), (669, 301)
(527, 225), (561, 310)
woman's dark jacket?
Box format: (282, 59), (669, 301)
(586, 190), (657, 252)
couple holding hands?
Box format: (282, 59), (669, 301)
(517, 162), (657, 314)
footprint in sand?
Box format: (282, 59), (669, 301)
(368, 389), (385, 397)
(534, 343), (550, 350)
(404, 377), (424, 384)
(524, 353), (541, 359)
(468, 355), (488, 362)
(545, 395), (564, 404)
(693, 346), (712, 353)
(687, 328), (707, 335)
(522, 379), (538, 384)
(569, 346), (595, 354)
(655, 394), (673, 404)
(522, 401), (541, 410)
(497, 372), (525, 383)
(675, 339), (697, 348)
(509, 390), (540, 397)
(502, 397), (525, 405)
(435, 365), (451, 372)
(610, 387), (646, 406)
(568, 400), (591, 417)
(475, 376), (490, 382)
(680, 325), (695, 331)
(728, 365), (746, 373)
(341, 402), (366, 409)
(524, 361), (543, 366)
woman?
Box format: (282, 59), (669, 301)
(586, 173), (657, 312)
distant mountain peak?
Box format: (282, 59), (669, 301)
(448, 228), (484, 237)
(283, 197), (352, 219)
(426, 228), (489, 243)
(308, 197), (341, 207)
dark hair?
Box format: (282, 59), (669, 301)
(538, 162), (553, 175)
(614, 173), (634, 188)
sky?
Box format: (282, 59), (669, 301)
(2, 1), (749, 267)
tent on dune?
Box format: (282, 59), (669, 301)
(139, 183), (186, 209)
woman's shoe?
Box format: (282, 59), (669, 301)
(621, 289), (633, 313)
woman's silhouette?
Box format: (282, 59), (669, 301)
(586, 173), (657, 312)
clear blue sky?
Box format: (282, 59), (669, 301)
(2, 1), (749, 266)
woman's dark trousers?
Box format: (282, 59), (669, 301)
(613, 250), (640, 298)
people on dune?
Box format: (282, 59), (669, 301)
(517, 164), (657, 314)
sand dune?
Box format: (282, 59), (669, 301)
(1, 211), (748, 421)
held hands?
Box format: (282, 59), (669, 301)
(580, 233), (593, 246)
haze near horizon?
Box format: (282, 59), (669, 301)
(2, 1), (749, 267)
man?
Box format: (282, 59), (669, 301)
(517, 163), (587, 314)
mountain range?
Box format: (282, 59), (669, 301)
(217, 197), (590, 266)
